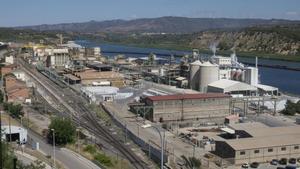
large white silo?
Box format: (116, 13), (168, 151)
(199, 61), (219, 93)
(189, 60), (202, 90)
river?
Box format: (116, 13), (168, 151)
(76, 40), (300, 95)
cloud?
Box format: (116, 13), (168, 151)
(129, 14), (138, 19)
(286, 11), (298, 16)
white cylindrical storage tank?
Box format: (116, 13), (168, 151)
(189, 60), (202, 90)
(241, 70), (246, 82)
(236, 69), (242, 81)
(199, 62), (219, 92)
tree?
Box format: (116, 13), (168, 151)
(281, 100), (297, 116)
(181, 155), (201, 169)
(3, 103), (23, 118)
(1, 138), (15, 169)
(47, 117), (76, 145)
(0, 90), (4, 103)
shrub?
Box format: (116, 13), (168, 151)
(94, 153), (113, 167)
(84, 144), (97, 155)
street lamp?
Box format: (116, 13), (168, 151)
(142, 124), (164, 169)
(51, 129), (56, 169)
(76, 128), (80, 153)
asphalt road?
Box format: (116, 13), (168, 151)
(27, 130), (101, 169)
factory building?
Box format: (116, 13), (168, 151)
(215, 123), (300, 164)
(74, 69), (124, 87)
(207, 79), (258, 96)
(46, 48), (69, 69)
(187, 54), (272, 97)
(213, 56), (232, 66)
(144, 93), (231, 122)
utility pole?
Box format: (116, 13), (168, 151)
(51, 129), (56, 169)
(9, 115), (12, 142)
(0, 109), (3, 169)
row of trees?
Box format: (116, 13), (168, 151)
(281, 100), (300, 116)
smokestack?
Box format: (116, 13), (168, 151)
(255, 57), (258, 68)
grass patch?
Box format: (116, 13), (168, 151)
(88, 103), (112, 124)
(94, 153), (113, 167)
(83, 144), (97, 155)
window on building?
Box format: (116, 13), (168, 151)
(281, 147), (286, 151)
(254, 150), (260, 154)
(268, 148), (273, 152)
(240, 151), (245, 155)
(295, 146), (299, 150)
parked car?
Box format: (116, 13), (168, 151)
(279, 158), (288, 165)
(241, 163), (249, 168)
(285, 165), (297, 169)
(270, 159), (279, 165)
(250, 162), (259, 168)
(297, 157), (300, 163)
(289, 158), (297, 164)
(276, 167), (285, 169)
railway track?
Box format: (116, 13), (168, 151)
(18, 58), (149, 169)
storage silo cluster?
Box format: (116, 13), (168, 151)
(189, 60), (219, 92)
(230, 69), (245, 82)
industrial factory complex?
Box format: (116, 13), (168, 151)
(1, 39), (299, 169)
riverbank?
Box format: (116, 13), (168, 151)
(80, 38), (300, 62)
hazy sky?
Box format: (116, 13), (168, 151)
(1, 0), (299, 26)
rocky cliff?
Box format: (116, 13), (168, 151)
(190, 26), (300, 56)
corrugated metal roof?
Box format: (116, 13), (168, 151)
(147, 93), (231, 101)
(208, 79), (257, 92)
(224, 123), (300, 150)
(225, 134), (300, 150)
(256, 84), (278, 91)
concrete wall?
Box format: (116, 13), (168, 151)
(101, 104), (168, 164)
(150, 97), (231, 122)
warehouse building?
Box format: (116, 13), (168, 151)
(207, 79), (257, 96)
(144, 93), (231, 122)
(215, 123), (300, 164)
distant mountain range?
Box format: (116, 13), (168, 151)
(17, 16), (300, 34)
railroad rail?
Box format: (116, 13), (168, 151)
(18, 58), (149, 169)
